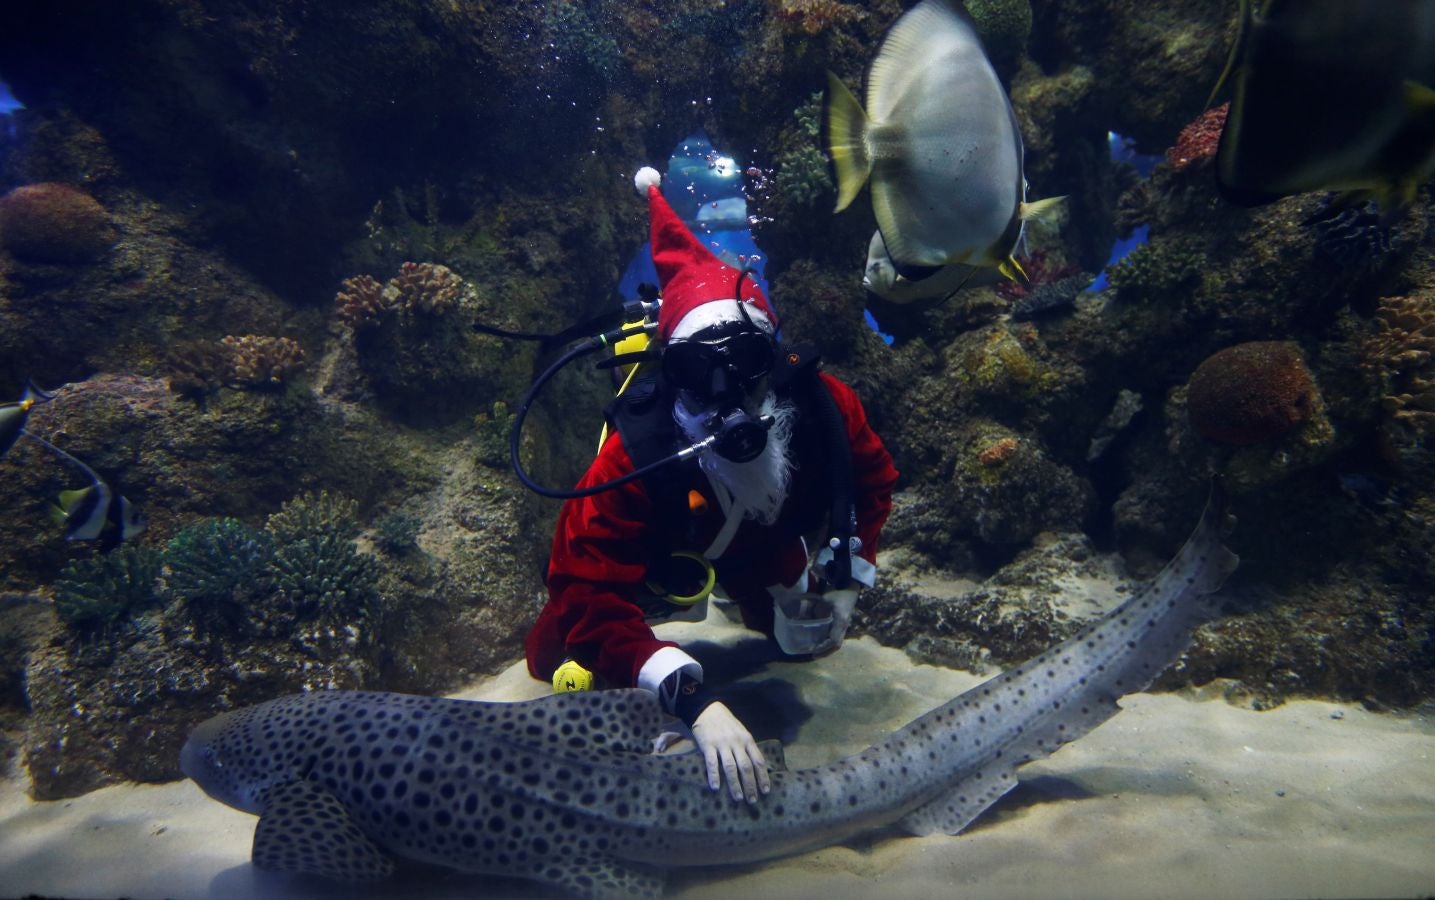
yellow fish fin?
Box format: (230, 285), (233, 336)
(822, 70), (872, 214)
(1019, 196), (1066, 223)
(999, 257), (1030, 284)
(55, 487), (91, 513)
(1403, 80), (1435, 112)
(49, 503), (69, 526)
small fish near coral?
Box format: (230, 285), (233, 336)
(1213, 0), (1435, 216)
(823, 0), (1063, 287)
(182, 484), (1238, 898)
(0, 380), (52, 456)
(1, 382), (144, 547)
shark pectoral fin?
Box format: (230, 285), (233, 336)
(898, 766), (1017, 837)
(537, 855), (667, 899)
(252, 779), (395, 883)
(756, 739), (788, 771)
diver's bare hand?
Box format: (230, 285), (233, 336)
(691, 702), (770, 803)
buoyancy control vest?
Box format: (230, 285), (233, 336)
(604, 341), (858, 619)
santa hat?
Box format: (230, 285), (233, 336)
(634, 166), (777, 342)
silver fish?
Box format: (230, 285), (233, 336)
(183, 483), (1238, 898)
(863, 229), (999, 303)
(824, 0), (1062, 282)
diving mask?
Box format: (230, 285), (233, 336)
(662, 330), (776, 396)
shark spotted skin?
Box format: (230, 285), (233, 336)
(182, 485), (1238, 897)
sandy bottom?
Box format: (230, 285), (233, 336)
(2, 607), (1433, 900)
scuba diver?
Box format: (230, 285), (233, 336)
(523, 166), (899, 804)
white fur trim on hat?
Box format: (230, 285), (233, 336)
(634, 166), (662, 194)
(670, 299), (774, 341)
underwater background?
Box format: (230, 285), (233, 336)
(0, 0), (1432, 883)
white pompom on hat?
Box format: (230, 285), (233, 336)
(634, 166), (662, 194)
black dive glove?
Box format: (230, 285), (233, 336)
(662, 670), (718, 726)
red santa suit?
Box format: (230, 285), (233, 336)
(524, 167), (898, 705)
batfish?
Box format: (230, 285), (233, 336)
(823, 0), (1062, 284)
(1215, 0), (1435, 215)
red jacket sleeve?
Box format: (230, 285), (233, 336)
(819, 372), (899, 565)
(524, 433), (679, 687)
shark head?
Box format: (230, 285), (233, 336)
(181, 701), (311, 815)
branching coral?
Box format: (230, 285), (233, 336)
(390, 261), (463, 316)
(163, 519), (273, 628)
(53, 546), (162, 630)
(1365, 294), (1435, 431)
(264, 491), (379, 622)
(220, 335), (306, 389)
(335, 274), (388, 328)
(774, 145), (833, 210)
(334, 262), (465, 329)
(374, 511), (421, 556)
(1107, 236), (1204, 303)
(266, 490), (362, 543)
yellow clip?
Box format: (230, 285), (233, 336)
(552, 659), (594, 694)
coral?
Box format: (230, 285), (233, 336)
(390, 261), (463, 317)
(1009, 274), (1093, 319)
(335, 274), (389, 328)
(996, 251), (1082, 301)
(52, 546), (162, 630)
(771, 0), (867, 37)
(1165, 103), (1228, 171)
(954, 325), (1061, 404)
(1304, 197), (1419, 272)
(162, 519), (273, 628)
(1365, 294), (1435, 432)
(336, 262), (465, 332)
(1106, 235), (1205, 303)
(264, 492), (378, 621)
(964, 0), (1032, 70)
(473, 401), (516, 469)
(792, 91), (824, 139)
(220, 335), (306, 389)
(946, 420), (1093, 547)
(774, 145), (834, 210)
(0, 182), (113, 263)
(266, 490), (362, 543)
(164, 341), (229, 400)
(1186, 341), (1319, 446)
(977, 436), (1020, 467)
(374, 512), (421, 556)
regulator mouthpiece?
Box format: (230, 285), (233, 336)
(707, 410), (774, 463)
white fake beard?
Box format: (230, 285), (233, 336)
(674, 390), (797, 526)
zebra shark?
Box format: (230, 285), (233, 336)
(182, 485), (1238, 897)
